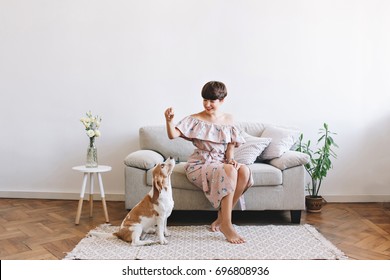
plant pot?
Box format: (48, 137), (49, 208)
(305, 195), (324, 213)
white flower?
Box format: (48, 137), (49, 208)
(86, 129), (95, 137)
(80, 118), (88, 127)
(81, 111), (102, 139)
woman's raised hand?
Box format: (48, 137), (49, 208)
(164, 107), (181, 139)
(164, 107), (175, 122)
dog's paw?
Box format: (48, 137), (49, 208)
(144, 227), (156, 234)
(164, 230), (171, 237)
(159, 238), (168, 245)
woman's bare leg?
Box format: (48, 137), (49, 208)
(211, 165), (250, 244)
(218, 192), (245, 244)
(211, 164), (250, 232)
(211, 209), (222, 232)
(232, 165), (251, 206)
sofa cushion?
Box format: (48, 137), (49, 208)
(235, 132), (271, 164)
(146, 162), (282, 190)
(139, 126), (194, 161)
(249, 163), (283, 186)
(236, 122), (266, 137)
(124, 150), (164, 170)
(269, 150), (310, 170)
(260, 126), (300, 160)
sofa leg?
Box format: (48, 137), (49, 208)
(290, 210), (301, 224)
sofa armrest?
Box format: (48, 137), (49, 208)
(124, 150), (164, 170)
(269, 151), (309, 170)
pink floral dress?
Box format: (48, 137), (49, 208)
(176, 116), (253, 208)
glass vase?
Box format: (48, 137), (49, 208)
(86, 138), (98, 168)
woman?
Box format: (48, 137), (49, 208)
(164, 81), (253, 244)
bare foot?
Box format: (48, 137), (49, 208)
(220, 223), (246, 244)
(211, 210), (222, 232)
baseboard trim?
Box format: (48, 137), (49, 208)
(0, 191), (125, 201)
(1, 191), (389, 203)
(323, 195), (390, 203)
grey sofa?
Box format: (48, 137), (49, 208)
(124, 123), (309, 223)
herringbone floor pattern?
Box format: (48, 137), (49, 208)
(0, 198), (389, 260)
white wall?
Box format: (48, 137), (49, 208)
(1, 0), (389, 202)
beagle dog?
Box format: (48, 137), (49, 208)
(114, 157), (175, 245)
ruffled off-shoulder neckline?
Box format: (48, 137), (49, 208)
(187, 115), (234, 127)
(176, 115), (245, 145)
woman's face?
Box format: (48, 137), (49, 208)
(203, 98), (223, 114)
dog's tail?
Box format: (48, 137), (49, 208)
(89, 231), (117, 239)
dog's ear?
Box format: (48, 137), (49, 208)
(152, 163), (166, 200)
(152, 174), (163, 202)
(153, 177), (163, 193)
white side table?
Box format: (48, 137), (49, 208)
(72, 165), (111, 225)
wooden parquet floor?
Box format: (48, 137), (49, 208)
(0, 198), (389, 260)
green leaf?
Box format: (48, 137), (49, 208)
(324, 123), (328, 129)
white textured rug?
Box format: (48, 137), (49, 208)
(64, 224), (347, 260)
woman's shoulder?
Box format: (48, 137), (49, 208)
(190, 112), (234, 126)
(221, 113), (234, 125)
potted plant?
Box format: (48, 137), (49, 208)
(296, 123), (338, 212)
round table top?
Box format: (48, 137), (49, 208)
(72, 165), (112, 173)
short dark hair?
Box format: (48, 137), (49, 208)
(201, 81), (227, 100)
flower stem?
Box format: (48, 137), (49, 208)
(89, 137), (95, 148)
